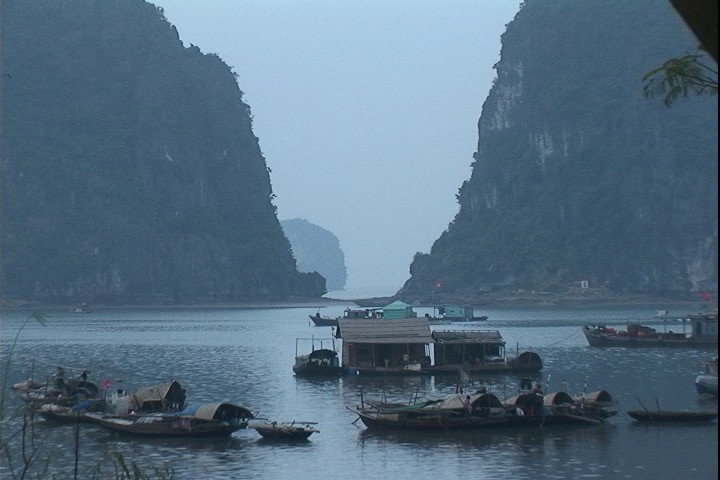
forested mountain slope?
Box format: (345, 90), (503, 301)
(400, 0), (718, 300)
(0, 0), (325, 304)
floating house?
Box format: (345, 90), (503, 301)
(428, 330), (542, 373)
(336, 318), (433, 374)
(381, 300), (417, 319)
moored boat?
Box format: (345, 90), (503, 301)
(503, 383), (607, 426)
(695, 357), (718, 396)
(293, 337), (347, 376)
(582, 312), (718, 348)
(572, 390), (619, 418)
(83, 402), (254, 437)
(428, 305), (488, 323)
(12, 365), (99, 407)
(250, 420), (319, 440)
(309, 307), (382, 327)
(36, 399), (106, 423)
(627, 410), (718, 422)
(349, 391), (510, 430)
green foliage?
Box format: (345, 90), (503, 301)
(642, 49), (718, 106)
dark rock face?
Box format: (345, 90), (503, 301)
(401, 0), (718, 298)
(0, 0), (326, 304)
(281, 219), (348, 291)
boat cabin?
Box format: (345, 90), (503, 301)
(336, 318), (433, 373)
(343, 308), (382, 319)
(686, 312), (718, 341)
(381, 300), (417, 319)
(431, 330), (507, 371)
(434, 305), (474, 321)
(109, 380), (186, 415)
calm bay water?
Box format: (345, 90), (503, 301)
(1, 304), (717, 479)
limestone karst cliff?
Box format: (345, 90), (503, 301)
(281, 219), (347, 292)
(400, 0), (718, 299)
(0, 0), (326, 304)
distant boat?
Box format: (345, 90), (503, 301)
(428, 305), (488, 323)
(582, 311), (718, 348)
(71, 303), (91, 313)
(309, 307), (382, 327)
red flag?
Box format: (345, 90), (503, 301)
(698, 291), (712, 302)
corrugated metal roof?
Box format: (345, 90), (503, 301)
(432, 330), (505, 344)
(337, 318), (434, 344)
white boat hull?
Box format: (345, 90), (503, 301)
(695, 374), (718, 396)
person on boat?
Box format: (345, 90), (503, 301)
(463, 396), (472, 415)
(53, 366), (66, 391)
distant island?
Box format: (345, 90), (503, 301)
(281, 219), (348, 291)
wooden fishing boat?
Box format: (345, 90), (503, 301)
(83, 402), (254, 437)
(293, 337), (346, 376)
(430, 305), (488, 322)
(627, 410), (718, 422)
(503, 391), (605, 426)
(37, 399), (105, 423)
(250, 420), (319, 440)
(349, 392), (509, 430)
(12, 366), (99, 408)
(309, 314), (339, 327)
(572, 390), (619, 418)
(309, 307), (382, 327)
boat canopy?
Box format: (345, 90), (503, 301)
(543, 391), (575, 406)
(131, 380), (186, 411)
(509, 351), (543, 369)
(504, 393), (542, 407)
(305, 348), (338, 360)
(574, 390), (615, 405)
(436, 392), (504, 410)
(175, 402), (254, 420)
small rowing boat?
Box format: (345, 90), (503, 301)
(250, 420), (319, 440)
(627, 410), (718, 422)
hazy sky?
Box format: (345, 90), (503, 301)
(156, 0), (521, 296)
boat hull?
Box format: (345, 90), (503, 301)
(583, 326), (717, 348)
(695, 374), (718, 396)
(293, 365), (347, 377)
(349, 408), (508, 430)
(84, 413), (247, 437)
(308, 315), (338, 327)
(251, 422), (318, 440)
(627, 410), (718, 422)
